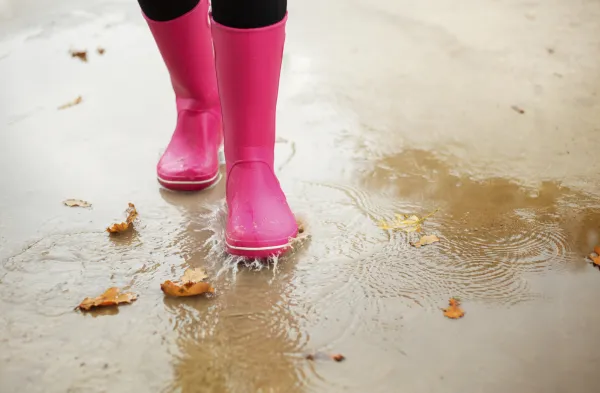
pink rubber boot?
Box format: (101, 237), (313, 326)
(144, 1), (222, 191)
(211, 15), (298, 258)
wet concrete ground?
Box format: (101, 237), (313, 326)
(2, 0), (600, 392)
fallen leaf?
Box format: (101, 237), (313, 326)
(106, 203), (138, 233)
(125, 203), (138, 224)
(58, 96), (83, 110)
(588, 253), (600, 267)
(161, 281), (214, 297)
(78, 287), (137, 311)
(442, 298), (465, 319)
(306, 352), (346, 362)
(63, 199), (91, 208)
(69, 49), (88, 62)
(511, 105), (525, 114)
(97, 47), (105, 55)
(379, 209), (439, 233)
(181, 268), (208, 283)
(411, 234), (440, 248)
(331, 354), (345, 362)
(161, 267), (214, 297)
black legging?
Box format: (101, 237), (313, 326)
(138, 0), (287, 28)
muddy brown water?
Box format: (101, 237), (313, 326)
(2, 0), (600, 392)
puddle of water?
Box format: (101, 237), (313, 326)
(2, 0), (600, 392)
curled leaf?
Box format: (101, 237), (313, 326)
(161, 268), (214, 297)
(58, 96), (83, 110)
(161, 281), (214, 297)
(442, 298), (465, 319)
(63, 199), (91, 208)
(411, 234), (440, 248)
(78, 287), (137, 311)
(107, 203), (137, 233)
(69, 49), (88, 62)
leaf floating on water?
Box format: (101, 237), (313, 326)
(161, 281), (214, 297)
(411, 234), (440, 248)
(442, 298), (465, 319)
(63, 199), (91, 208)
(69, 49), (88, 62)
(161, 268), (214, 297)
(78, 287), (137, 311)
(379, 209), (439, 233)
(58, 96), (83, 110)
(106, 203), (138, 233)
(97, 47), (106, 55)
(306, 352), (346, 362)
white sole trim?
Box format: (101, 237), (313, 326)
(226, 241), (291, 251)
(157, 171), (220, 185)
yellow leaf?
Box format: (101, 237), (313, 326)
(161, 267), (214, 297)
(107, 203), (138, 233)
(78, 287), (137, 311)
(161, 281), (214, 297)
(379, 209), (439, 233)
(63, 199), (91, 208)
(411, 234), (440, 248)
(442, 298), (465, 319)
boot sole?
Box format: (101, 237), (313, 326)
(158, 171), (221, 191)
(225, 241), (291, 259)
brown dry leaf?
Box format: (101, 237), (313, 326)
(306, 352), (346, 362)
(161, 267), (214, 297)
(97, 47), (106, 55)
(411, 234), (440, 248)
(106, 203), (138, 233)
(161, 281), (214, 297)
(181, 268), (208, 283)
(125, 203), (138, 224)
(379, 209), (439, 233)
(331, 354), (345, 362)
(69, 49), (88, 62)
(78, 287), (137, 311)
(511, 105), (525, 114)
(58, 96), (83, 110)
(63, 199), (91, 208)
(442, 298), (465, 319)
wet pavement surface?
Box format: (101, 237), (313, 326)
(2, 0), (600, 392)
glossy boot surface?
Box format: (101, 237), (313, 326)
(211, 15), (298, 258)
